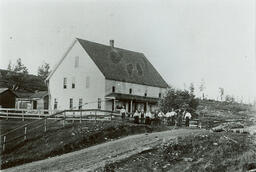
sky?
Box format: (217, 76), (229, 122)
(0, 0), (255, 103)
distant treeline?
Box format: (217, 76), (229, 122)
(0, 69), (47, 92)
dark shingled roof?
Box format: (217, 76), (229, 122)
(77, 38), (168, 88)
(14, 92), (34, 98)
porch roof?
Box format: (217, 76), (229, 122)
(105, 93), (159, 103)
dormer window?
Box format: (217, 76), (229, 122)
(112, 86), (115, 93)
(129, 88), (132, 94)
(144, 92), (147, 97)
(159, 93), (162, 98)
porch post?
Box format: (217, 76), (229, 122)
(130, 100), (133, 113)
(113, 99), (116, 111)
(146, 102), (149, 112)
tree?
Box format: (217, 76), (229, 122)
(6, 58), (29, 90)
(199, 79), (205, 99)
(37, 62), (51, 80)
(13, 58), (29, 74)
(219, 87), (224, 101)
(7, 60), (12, 70)
(158, 87), (199, 114)
(189, 83), (195, 95)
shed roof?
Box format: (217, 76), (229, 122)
(14, 92), (34, 98)
(30, 91), (48, 99)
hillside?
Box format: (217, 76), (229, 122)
(0, 69), (47, 92)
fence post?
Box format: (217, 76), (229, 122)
(80, 111), (82, 124)
(44, 118), (47, 132)
(6, 110), (8, 120)
(73, 112), (75, 124)
(24, 125), (27, 140)
(22, 110), (24, 121)
(3, 136), (6, 152)
(63, 111), (65, 128)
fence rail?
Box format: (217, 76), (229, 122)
(0, 108), (120, 152)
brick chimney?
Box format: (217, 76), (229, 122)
(110, 40), (114, 48)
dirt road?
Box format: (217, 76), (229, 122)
(3, 128), (206, 172)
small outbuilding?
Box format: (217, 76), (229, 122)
(15, 91), (48, 110)
(0, 88), (17, 108)
(30, 91), (49, 110)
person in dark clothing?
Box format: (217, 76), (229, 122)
(145, 110), (152, 125)
(140, 110), (145, 124)
(184, 110), (192, 127)
(133, 110), (140, 124)
(120, 106), (126, 120)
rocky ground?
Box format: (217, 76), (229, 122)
(100, 132), (256, 172)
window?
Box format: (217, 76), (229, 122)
(54, 98), (58, 110)
(69, 98), (73, 109)
(144, 92), (147, 97)
(159, 93), (162, 98)
(86, 76), (90, 88)
(79, 98), (83, 110)
(129, 88), (132, 94)
(75, 56), (79, 68)
(98, 98), (101, 109)
(112, 86), (115, 93)
(63, 78), (67, 89)
(72, 77), (75, 89)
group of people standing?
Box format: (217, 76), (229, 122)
(120, 106), (192, 127)
(164, 108), (192, 127)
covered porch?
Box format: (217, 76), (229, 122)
(105, 93), (159, 113)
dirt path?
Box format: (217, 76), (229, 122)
(3, 128), (206, 172)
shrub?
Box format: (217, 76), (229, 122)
(158, 87), (199, 114)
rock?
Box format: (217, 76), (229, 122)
(213, 142), (218, 146)
(184, 157), (193, 162)
(71, 132), (75, 136)
(163, 164), (170, 168)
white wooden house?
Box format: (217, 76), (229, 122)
(45, 38), (168, 112)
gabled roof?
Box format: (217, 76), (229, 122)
(47, 38), (169, 88)
(0, 88), (9, 94)
(0, 88), (18, 96)
(78, 39), (168, 88)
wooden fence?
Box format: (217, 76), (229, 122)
(0, 108), (120, 152)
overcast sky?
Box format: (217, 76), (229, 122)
(0, 0), (255, 102)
